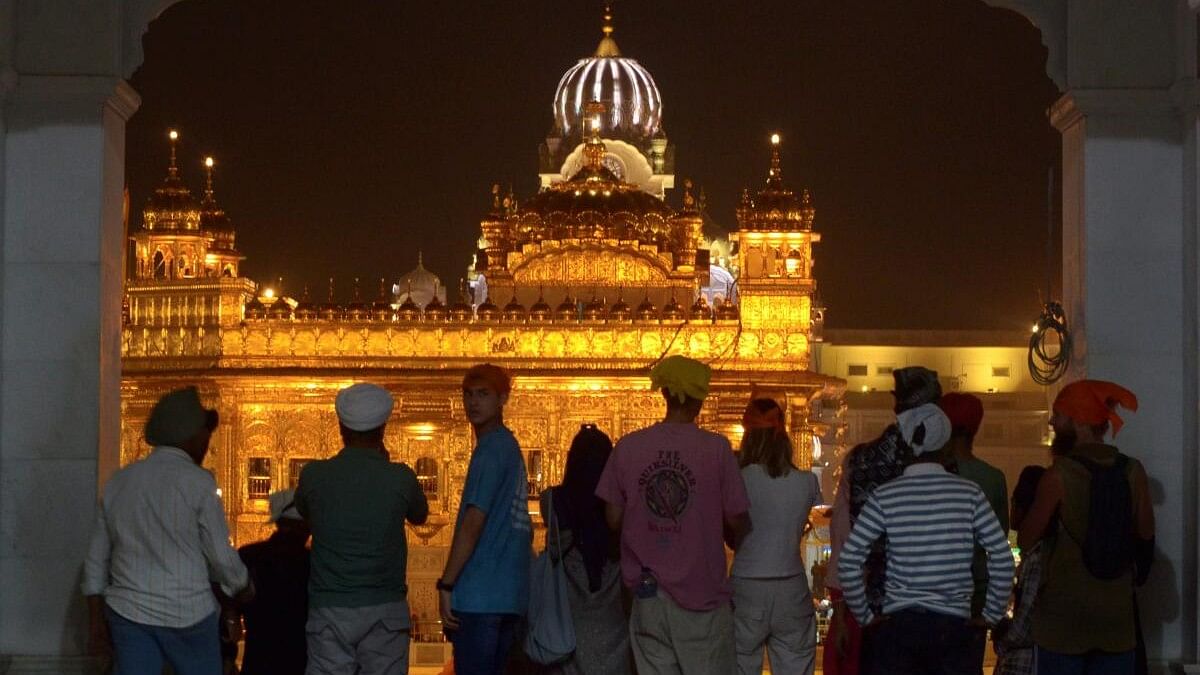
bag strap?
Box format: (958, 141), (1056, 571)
(547, 488), (565, 565)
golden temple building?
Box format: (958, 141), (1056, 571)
(120, 8), (845, 646)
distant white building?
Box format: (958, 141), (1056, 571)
(813, 329), (1050, 498)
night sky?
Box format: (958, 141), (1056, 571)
(126, 0), (1061, 330)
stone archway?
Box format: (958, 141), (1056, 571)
(1, 0), (1198, 670)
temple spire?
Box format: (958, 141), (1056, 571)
(767, 133), (784, 187)
(167, 129), (180, 179)
(202, 156), (216, 205)
(595, 3), (621, 57)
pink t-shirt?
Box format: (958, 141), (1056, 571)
(595, 422), (750, 611)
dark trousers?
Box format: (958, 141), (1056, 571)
(450, 612), (521, 675)
(864, 609), (986, 675)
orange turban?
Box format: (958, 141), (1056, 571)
(1053, 379), (1138, 436)
(742, 398), (787, 437)
(939, 393), (984, 437)
(463, 363), (512, 396)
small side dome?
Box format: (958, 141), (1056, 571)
(529, 290), (552, 322)
(689, 294), (710, 321)
(343, 279), (369, 321)
(635, 292), (657, 321)
(477, 296), (500, 321)
(583, 293), (607, 321)
(661, 292), (685, 321)
(555, 295), (577, 322)
(715, 296), (739, 321)
(423, 294), (447, 321)
(610, 291), (631, 321)
(294, 286), (318, 320)
(267, 299), (293, 321)
(502, 295), (527, 322)
(449, 280), (473, 321)
(372, 279), (394, 321)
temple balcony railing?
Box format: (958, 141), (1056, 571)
(121, 318), (815, 371)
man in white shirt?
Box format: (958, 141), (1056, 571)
(83, 386), (252, 675)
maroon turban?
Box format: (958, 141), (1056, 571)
(939, 393), (984, 438)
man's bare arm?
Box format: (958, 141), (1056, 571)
(724, 511), (751, 550)
(605, 502), (624, 532)
(438, 506), (487, 630)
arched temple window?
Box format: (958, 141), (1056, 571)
(415, 457), (439, 500)
(152, 250), (167, 279)
(525, 450), (544, 499)
(247, 457), (272, 499)
(289, 458), (313, 489)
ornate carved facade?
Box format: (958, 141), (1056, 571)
(121, 9), (844, 638)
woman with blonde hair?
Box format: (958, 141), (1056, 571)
(731, 398), (823, 675)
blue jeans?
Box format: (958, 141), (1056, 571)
(1035, 645), (1136, 674)
(105, 605), (221, 675)
(449, 612), (521, 675)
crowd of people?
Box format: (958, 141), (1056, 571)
(81, 358), (1156, 675)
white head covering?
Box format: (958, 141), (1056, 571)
(268, 489), (302, 522)
(335, 383), (394, 431)
(896, 403), (952, 456)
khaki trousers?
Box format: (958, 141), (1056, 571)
(630, 592), (735, 675)
(732, 575), (816, 675)
(305, 600), (411, 675)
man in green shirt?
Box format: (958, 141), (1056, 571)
(296, 382), (429, 674)
(939, 392), (1009, 675)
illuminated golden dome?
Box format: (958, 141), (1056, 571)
(144, 130), (202, 232)
(735, 134), (815, 232)
(511, 102), (676, 247)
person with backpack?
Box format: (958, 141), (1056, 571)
(1018, 379), (1155, 674)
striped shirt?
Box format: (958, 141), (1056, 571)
(837, 463), (1014, 626)
(82, 447), (249, 627)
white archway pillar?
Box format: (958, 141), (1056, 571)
(1052, 84), (1198, 670)
(0, 74), (137, 665)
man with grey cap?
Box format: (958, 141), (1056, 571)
(83, 386), (251, 675)
(234, 489), (311, 675)
(296, 383), (429, 674)
(837, 402), (1014, 674)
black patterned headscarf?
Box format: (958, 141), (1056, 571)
(891, 366), (942, 412)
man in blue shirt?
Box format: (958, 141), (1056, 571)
(438, 364), (532, 675)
